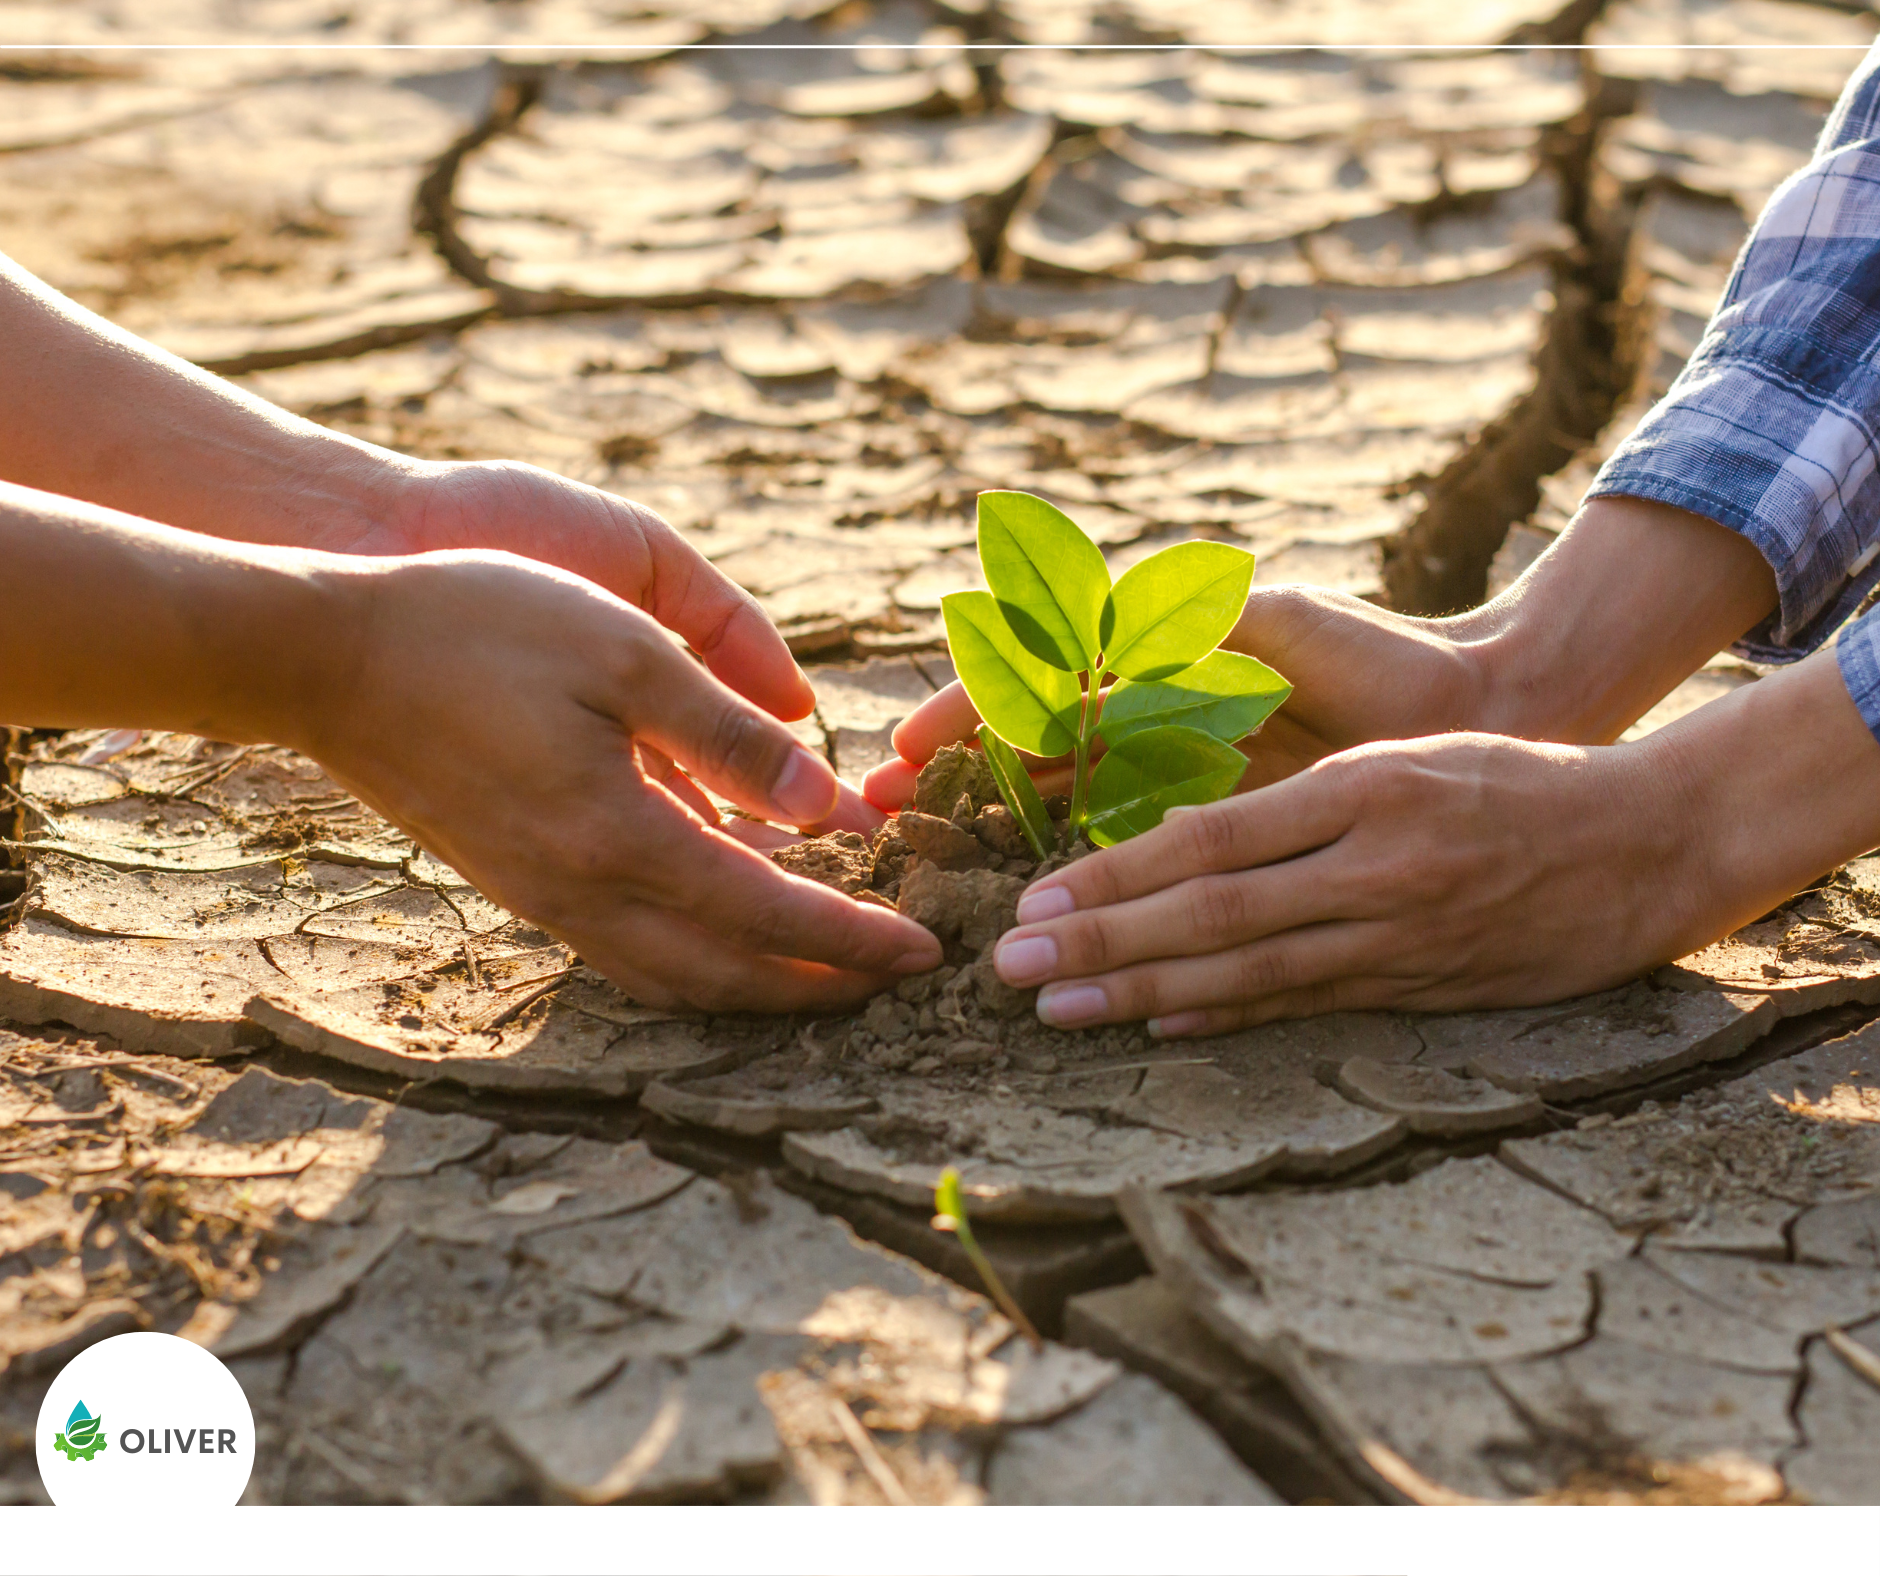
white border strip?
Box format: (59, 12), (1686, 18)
(0, 1502), (1875, 1575)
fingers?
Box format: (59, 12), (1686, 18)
(862, 753), (921, 812)
(598, 491), (816, 724)
(888, 681), (983, 764)
(803, 778), (888, 836)
(887, 680), (1082, 776)
(1015, 769), (1359, 922)
(869, 678), (1079, 811)
(1021, 921), (1386, 1031)
(718, 817), (804, 852)
(619, 794), (942, 975)
(993, 852), (1355, 987)
(642, 737), (880, 838)
(636, 742), (722, 825)
(573, 901), (902, 1014)
(621, 631), (842, 828)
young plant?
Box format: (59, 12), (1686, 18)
(931, 1166), (1042, 1351)
(941, 492), (1291, 849)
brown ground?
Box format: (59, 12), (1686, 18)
(3, 0), (1879, 1507)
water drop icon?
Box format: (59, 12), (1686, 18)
(55, 1399), (105, 1460)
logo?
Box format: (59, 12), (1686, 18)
(36, 1333), (253, 1507)
(52, 1401), (107, 1462)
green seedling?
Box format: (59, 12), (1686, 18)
(932, 1166), (1043, 1351)
(942, 492), (1291, 848)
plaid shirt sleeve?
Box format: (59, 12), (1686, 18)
(1586, 40), (1880, 739)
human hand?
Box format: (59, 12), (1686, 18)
(364, 459), (883, 838)
(986, 729), (1716, 1034)
(297, 550), (940, 1012)
(861, 584), (1480, 810)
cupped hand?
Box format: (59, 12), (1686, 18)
(299, 549), (940, 1012)
(986, 730), (1715, 1035)
(367, 458), (884, 836)
(861, 584), (1483, 810)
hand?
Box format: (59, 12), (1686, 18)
(298, 550), (940, 1012)
(372, 459), (884, 838)
(862, 584), (1479, 810)
(985, 730), (1705, 1034)
(989, 649), (1880, 1034)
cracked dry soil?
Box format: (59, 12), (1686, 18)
(5, 0), (1880, 1507)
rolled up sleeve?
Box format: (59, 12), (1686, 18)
(1589, 40), (1880, 670)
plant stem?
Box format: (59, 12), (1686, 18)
(1067, 663), (1102, 845)
(954, 1217), (1044, 1352)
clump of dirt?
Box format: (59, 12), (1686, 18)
(770, 743), (1110, 1074)
(240, 807), (328, 853)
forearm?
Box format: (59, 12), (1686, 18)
(0, 479), (347, 746)
(1643, 645), (1880, 943)
(1451, 493), (1780, 745)
(0, 252), (410, 552)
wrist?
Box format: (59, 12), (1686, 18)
(1437, 592), (1559, 741)
(267, 433), (427, 558)
(1629, 651), (1880, 950)
(197, 548), (370, 754)
(1448, 495), (1780, 745)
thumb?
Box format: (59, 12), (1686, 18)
(624, 637), (839, 829)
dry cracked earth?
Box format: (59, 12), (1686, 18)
(2, 0), (1878, 1506)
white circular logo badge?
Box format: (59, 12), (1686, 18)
(36, 1332), (255, 1507)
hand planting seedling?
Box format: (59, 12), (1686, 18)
(943, 492), (1291, 852)
(931, 1166), (1042, 1351)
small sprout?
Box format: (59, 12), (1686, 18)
(943, 492), (1291, 847)
(932, 1166), (1043, 1351)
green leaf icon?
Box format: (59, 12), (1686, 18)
(1097, 649), (1292, 750)
(943, 590), (1082, 758)
(1084, 725), (1248, 846)
(1102, 541), (1257, 681)
(977, 491), (1111, 673)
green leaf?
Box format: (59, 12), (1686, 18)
(1097, 649), (1292, 750)
(977, 491), (1111, 673)
(1102, 541), (1257, 681)
(942, 591), (1081, 757)
(977, 725), (1058, 860)
(934, 1166), (965, 1224)
(1084, 725), (1246, 846)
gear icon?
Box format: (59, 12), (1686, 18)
(54, 1430), (107, 1462)
(53, 1419), (106, 1462)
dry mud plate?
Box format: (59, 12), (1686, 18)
(4, 0), (1880, 1505)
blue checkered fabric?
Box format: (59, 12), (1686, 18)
(1586, 41), (1880, 738)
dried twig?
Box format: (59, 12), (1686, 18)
(1825, 1325), (1880, 1392)
(1056, 1056), (1214, 1078)
(470, 971), (572, 1033)
(827, 1395), (913, 1506)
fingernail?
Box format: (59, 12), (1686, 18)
(1015, 885), (1075, 925)
(892, 945), (941, 974)
(771, 747), (838, 826)
(1037, 982), (1107, 1027)
(995, 933), (1057, 985)
(1149, 1011), (1208, 1039)
(1163, 804), (1201, 817)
